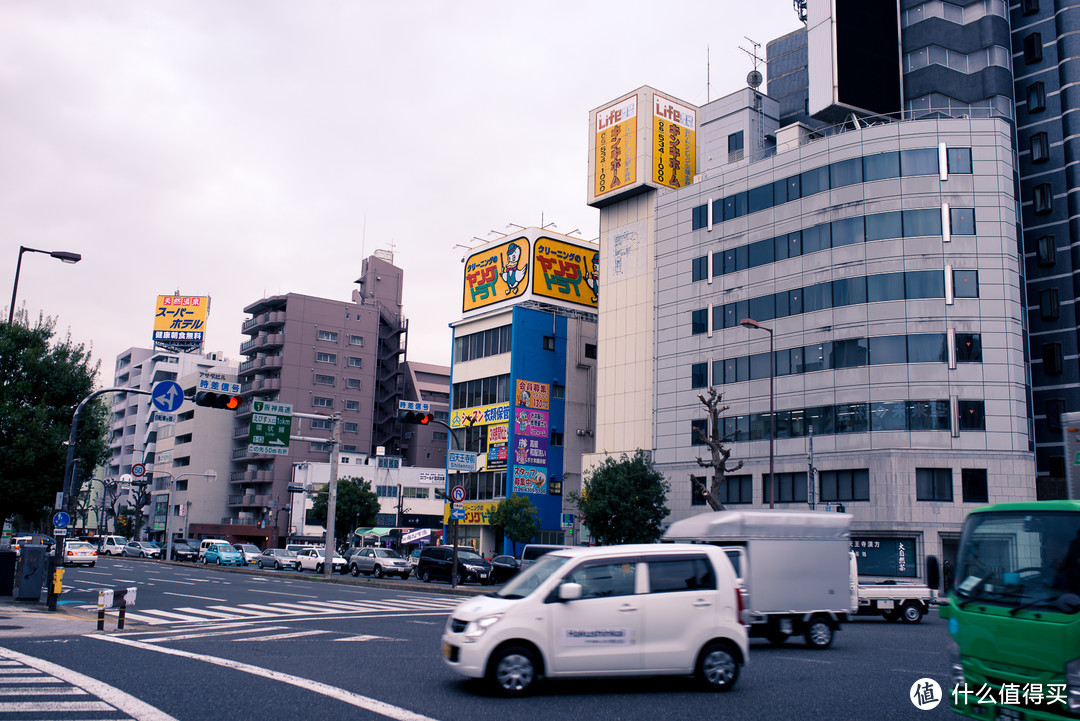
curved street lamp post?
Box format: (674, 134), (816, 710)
(8, 246), (82, 324)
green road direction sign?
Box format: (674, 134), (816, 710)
(248, 401), (294, 456)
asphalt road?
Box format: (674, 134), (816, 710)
(0, 558), (957, 721)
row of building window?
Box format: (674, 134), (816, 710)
(900, 0), (1008, 28)
(693, 467), (989, 505)
(692, 269), (970, 333)
(905, 44), (1011, 74)
(452, 374), (511, 410)
(312, 373), (363, 390)
(691, 207), (974, 280)
(314, 351), (364, 368)
(691, 332), (982, 387)
(316, 329), (366, 346)
(454, 325), (512, 363)
(691, 398), (986, 442)
(689, 147), (972, 229)
(310, 397), (364, 412)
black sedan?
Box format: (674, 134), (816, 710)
(170, 541), (199, 562)
(490, 555), (520, 584)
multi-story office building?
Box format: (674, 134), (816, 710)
(400, 361), (452, 468)
(582, 0), (1057, 575)
(227, 251), (408, 546)
(107, 347), (237, 535)
(451, 228), (599, 555)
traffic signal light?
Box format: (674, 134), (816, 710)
(194, 391), (242, 410)
(398, 409), (433, 424)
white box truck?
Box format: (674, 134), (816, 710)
(663, 510), (855, 649)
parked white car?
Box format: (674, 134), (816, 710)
(295, 547), (347, 574)
(98, 535), (129, 556)
(441, 543), (748, 696)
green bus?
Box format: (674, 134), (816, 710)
(941, 500), (1080, 719)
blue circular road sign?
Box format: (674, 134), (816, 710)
(53, 511), (70, 529)
(152, 380), (184, 413)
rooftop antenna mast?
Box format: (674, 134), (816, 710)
(739, 37), (765, 157)
(707, 45), (711, 103)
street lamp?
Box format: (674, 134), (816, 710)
(740, 318), (775, 509)
(8, 246), (82, 324)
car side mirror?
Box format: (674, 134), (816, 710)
(559, 582), (583, 602)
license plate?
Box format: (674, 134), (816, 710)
(479, 572), (488, 578)
(442, 642), (453, 659)
(994, 709), (1023, 721)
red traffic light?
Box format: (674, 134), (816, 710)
(399, 410), (434, 424)
(194, 391), (242, 410)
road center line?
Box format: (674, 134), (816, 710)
(0, 646), (178, 721)
(161, 592), (228, 602)
(92, 635), (442, 721)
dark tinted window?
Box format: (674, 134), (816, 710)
(830, 157), (863, 188)
(962, 469), (988, 503)
(832, 337), (868, 368)
(647, 557), (717, 593)
(905, 271), (944, 300)
(802, 223), (831, 254)
(748, 238), (774, 268)
(868, 272), (906, 302)
(916, 468), (952, 501)
(950, 208), (975, 235)
(692, 205), (708, 230)
(871, 401), (907, 431)
(869, 335), (907, 365)
(908, 400), (950, 431)
(831, 216), (865, 247)
(820, 468), (870, 501)
(801, 165), (830, 196)
(955, 334), (982, 362)
(1028, 81), (1046, 112)
(903, 208), (941, 237)
(1036, 235), (1056, 266)
(803, 282), (832, 313)
(958, 401), (985, 431)
(692, 309), (707, 335)
(863, 151), (899, 181)
(832, 276), (867, 307)
(803, 342), (832, 373)
(748, 184), (773, 213)
(946, 147), (972, 174)
(691, 362), (708, 388)
(908, 334), (947, 363)
(692, 256), (708, 281)
(900, 148), (938, 176)
(748, 294), (775, 322)
(953, 270), (978, 298)
(866, 211), (903, 241)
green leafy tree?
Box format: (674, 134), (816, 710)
(488, 493), (541, 556)
(0, 314), (108, 528)
(310, 476), (380, 544)
(571, 449), (670, 545)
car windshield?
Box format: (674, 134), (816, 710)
(496, 554), (571, 599)
(458, 551), (484, 563)
(955, 510), (1080, 612)
(212, 545), (233, 553)
(238, 545), (258, 552)
(375, 549), (401, 559)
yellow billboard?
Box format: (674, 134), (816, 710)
(450, 402), (511, 429)
(153, 295), (209, 347)
(531, 238), (599, 309)
(652, 94), (696, 189)
(462, 238), (530, 312)
(594, 95), (637, 198)
(442, 500), (499, 526)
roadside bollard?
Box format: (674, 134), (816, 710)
(95, 587), (136, 632)
(96, 589), (113, 632)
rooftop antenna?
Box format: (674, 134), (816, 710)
(739, 37), (765, 157)
(707, 45), (711, 103)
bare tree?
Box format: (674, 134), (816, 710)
(692, 388), (744, 511)
(101, 479), (126, 534)
(131, 485), (153, 540)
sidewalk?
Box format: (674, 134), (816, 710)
(0, 591), (104, 638)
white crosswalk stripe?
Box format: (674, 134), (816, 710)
(0, 654), (142, 721)
(78, 593), (460, 626)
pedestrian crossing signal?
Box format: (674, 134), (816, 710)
(398, 410), (433, 424)
(194, 391), (242, 410)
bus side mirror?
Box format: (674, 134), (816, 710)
(927, 556), (940, 591)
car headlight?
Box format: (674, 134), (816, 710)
(463, 614), (503, 643)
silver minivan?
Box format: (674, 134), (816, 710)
(441, 544), (748, 696)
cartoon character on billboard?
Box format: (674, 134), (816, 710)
(515, 437), (530, 465)
(500, 242), (528, 296)
(584, 252), (600, 303)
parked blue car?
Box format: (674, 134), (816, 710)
(200, 543), (244, 566)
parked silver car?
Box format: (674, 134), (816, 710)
(122, 541), (162, 559)
(256, 548), (299, 570)
(349, 547), (411, 579)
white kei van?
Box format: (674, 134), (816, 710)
(441, 544), (748, 696)
(98, 536), (129, 556)
(198, 538), (230, 561)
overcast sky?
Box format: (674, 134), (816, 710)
(1, 1), (802, 380)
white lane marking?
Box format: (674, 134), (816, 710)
(139, 627), (290, 643)
(151, 579), (196, 586)
(0, 677), (64, 684)
(333, 635), (404, 642)
(73, 570), (110, 576)
(0, 701), (114, 712)
(93, 636), (441, 721)
(234, 630), (330, 642)
(0, 668), (43, 674)
(249, 589), (318, 598)
(114, 579), (138, 583)
(293, 601), (368, 611)
(206, 606), (273, 618)
(237, 604), (308, 615)
(128, 610), (214, 623)
(771, 654), (834, 665)
(266, 602), (336, 613)
(171, 607), (241, 619)
(161, 592), (227, 602)
(0, 646), (178, 721)
(0, 686), (89, 695)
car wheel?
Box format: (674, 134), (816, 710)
(488, 645), (539, 697)
(374, 565), (384, 579)
(89, 562), (95, 567)
(316, 563), (323, 574)
(456, 571), (465, 585)
(420, 569), (431, 583)
(401, 572), (410, 580)
(257, 560), (264, 569)
(804, 616), (834, 649)
(339, 565), (349, 575)
(215, 558), (221, 565)
(766, 631), (788, 645)
(351, 564), (360, 577)
(900, 601), (923, 624)
(696, 641), (739, 691)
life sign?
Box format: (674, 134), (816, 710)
(247, 401), (293, 456)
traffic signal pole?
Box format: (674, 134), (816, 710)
(289, 411), (342, 580)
